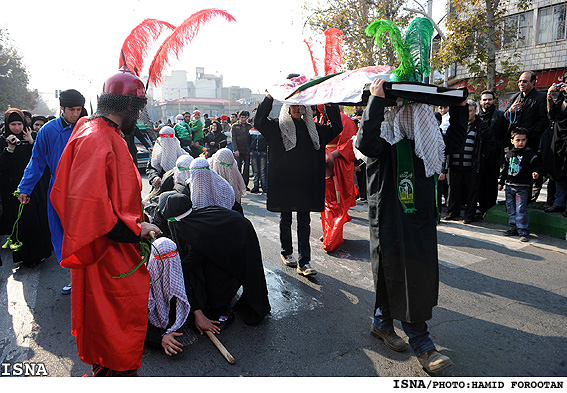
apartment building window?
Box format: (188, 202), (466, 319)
(537, 3), (566, 44)
(503, 11), (534, 47)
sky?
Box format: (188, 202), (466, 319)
(1, 0), (446, 114)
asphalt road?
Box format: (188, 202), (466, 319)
(1, 175), (566, 378)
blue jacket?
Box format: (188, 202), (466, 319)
(18, 117), (74, 261)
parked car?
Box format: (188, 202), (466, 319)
(134, 135), (151, 171)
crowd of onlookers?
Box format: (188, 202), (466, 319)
(434, 72), (567, 242)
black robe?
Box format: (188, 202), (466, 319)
(0, 138), (52, 264)
(165, 196), (270, 325)
(254, 97), (342, 212)
(355, 96), (439, 323)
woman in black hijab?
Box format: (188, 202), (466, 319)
(163, 193), (270, 332)
(0, 108), (51, 267)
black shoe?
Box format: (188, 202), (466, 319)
(463, 218), (473, 224)
(443, 215), (460, 221)
(250, 188), (260, 193)
(245, 187), (250, 191)
(545, 205), (565, 213)
(503, 228), (519, 236)
(217, 312), (235, 331)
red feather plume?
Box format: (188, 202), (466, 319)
(304, 39), (320, 77)
(119, 19), (176, 76)
(146, 9), (236, 89)
(324, 28), (344, 76)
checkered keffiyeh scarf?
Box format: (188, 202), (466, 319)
(151, 126), (187, 173)
(380, 103), (445, 177)
(174, 154), (194, 185)
(279, 104), (320, 151)
(211, 148), (246, 203)
(147, 237), (190, 334)
(188, 157), (235, 209)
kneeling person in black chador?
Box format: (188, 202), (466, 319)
(163, 193), (270, 334)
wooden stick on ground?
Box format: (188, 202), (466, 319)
(205, 331), (235, 364)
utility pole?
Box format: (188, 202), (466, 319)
(404, 6), (449, 87)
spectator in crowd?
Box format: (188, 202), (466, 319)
(190, 110), (204, 157)
(203, 113), (211, 131)
(504, 71), (549, 203)
(31, 115), (48, 132)
(248, 127), (267, 194)
(254, 81), (342, 277)
(1, 108), (52, 268)
(435, 106), (450, 135)
(443, 100), (495, 224)
(229, 113), (238, 126)
(204, 120), (227, 156)
(231, 110), (252, 190)
(174, 113), (192, 150)
(477, 90), (507, 215)
(544, 78), (567, 217)
(22, 110), (32, 128)
(498, 128), (541, 242)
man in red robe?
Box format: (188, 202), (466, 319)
(51, 66), (161, 376)
(321, 108), (358, 252)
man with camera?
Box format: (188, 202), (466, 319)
(544, 77), (567, 216)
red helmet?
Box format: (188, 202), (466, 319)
(102, 66), (145, 98)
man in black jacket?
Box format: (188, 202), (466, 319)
(477, 90), (507, 214)
(443, 100), (496, 224)
(504, 71), (549, 202)
(231, 110), (252, 189)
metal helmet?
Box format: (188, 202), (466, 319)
(102, 65), (146, 98)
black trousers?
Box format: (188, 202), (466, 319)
(236, 152), (250, 187)
(280, 212), (311, 266)
(477, 163), (500, 214)
(447, 167), (480, 220)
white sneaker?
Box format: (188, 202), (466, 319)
(280, 254), (297, 267)
(297, 263), (317, 276)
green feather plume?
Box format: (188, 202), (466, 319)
(404, 17), (435, 81)
(365, 19), (415, 81)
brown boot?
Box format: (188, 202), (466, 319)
(370, 325), (408, 352)
(417, 349), (453, 373)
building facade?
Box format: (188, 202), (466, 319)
(448, 0), (567, 108)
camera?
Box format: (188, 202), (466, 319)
(6, 136), (21, 145)
(554, 83), (563, 89)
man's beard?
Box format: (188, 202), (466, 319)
(121, 109), (141, 135)
(482, 103), (494, 113)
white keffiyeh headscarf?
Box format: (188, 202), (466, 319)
(151, 126), (187, 173)
(188, 157), (235, 209)
(279, 104), (320, 151)
(147, 237), (191, 334)
(380, 102), (445, 178)
(173, 154), (194, 185)
(211, 148), (246, 203)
